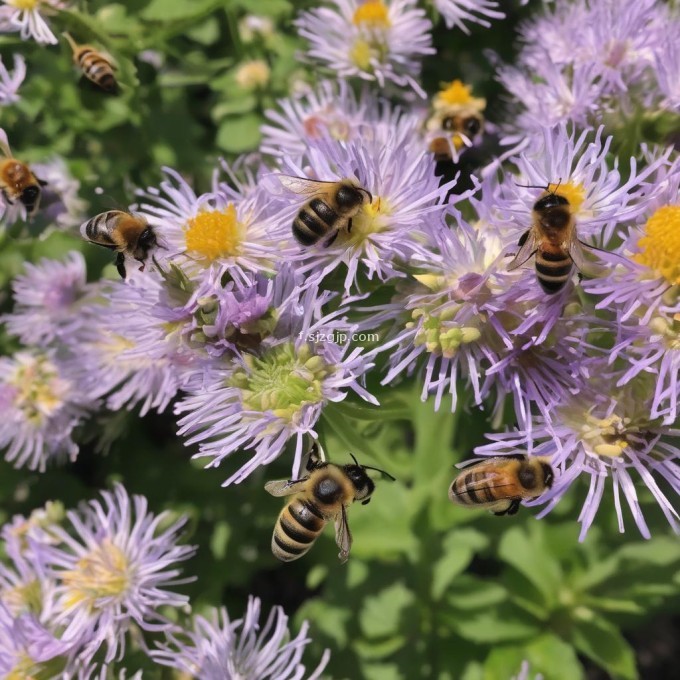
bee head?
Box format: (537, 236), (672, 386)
(534, 192), (569, 213)
(345, 453), (395, 503)
(20, 185), (41, 213)
(137, 226), (156, 248)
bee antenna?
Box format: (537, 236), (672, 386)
(361, 465), (397, 482)
(514, 182), (549, 190)
(359, 188), (373, 203)
(349, 452), (359, 466)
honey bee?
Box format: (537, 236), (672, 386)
(427, 111), (485, 161)
(63, 33), (117, 93)
(448, 455), (554, 516)
(508, 183), (594, 294)
(278, 175), (372, 247)
(0, 129), (46, 219)
(426, 80), (486, 161)
(265, 444), (394, 563)
(80, 210), (157, 279)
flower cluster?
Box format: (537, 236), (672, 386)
(1, 0), (679, 550)
(496, 0), (679, 137)
(0, 485), (328, 678)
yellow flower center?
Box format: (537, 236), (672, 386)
(580, 413), (631, 458)
(632, 206), (680, 284)
(546, 181), (586, 213)
(438, 80), (473, 106)
(184, 205), (244, 261)
(408, 306), (480, 358)
(342, 197), (388, 245)
(61, 539), (130, 610)
(353, 0), (391, 28)
(8, 355), (66, 425)
(350, 39), (375, 70)
(9, 0), (39, 10)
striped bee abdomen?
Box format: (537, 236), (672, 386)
(271, 499), (326, 562)
(292, 209), (331, 245)
(78, 48), (116, 92)
(83, 212), (115, 244)
(535, 249), (572, 293)
(454, 470), (496, 505)
(309, 198), (337, 225)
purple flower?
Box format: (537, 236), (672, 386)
(137, 165), (294, 285)
(152, 596), (330, 680)
(477, 377), (680, 540)
(176, 281), (377, 485)
(0, 603), (72, 678)
(2, 252), (94, 347)
(433, 0), (504, 34)
(274, 132), (457, 292)
(0, 53), (25, 105)
(39, 483), (196, 663)
(295, 0), (434, 98)
(0, 351), (93, 471)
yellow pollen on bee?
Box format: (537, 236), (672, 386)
(345, 197), (387, 244)
(352, 0), (391, 28)
(632, 206), (680, 285)
(184, 204), (244, 261)
(546, 181), (586, 213)
(438, 80), (473, 106)
(60, 539), (129, 610)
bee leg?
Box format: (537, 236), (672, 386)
(347, 218), (353, 233)
(361, 498), (371, 506)
(323, 230), (339, 248)
(505, 500), (522, 516)
(115, 252), (127, 279)
(38, 178), (48, 187)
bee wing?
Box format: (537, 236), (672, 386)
(276, 174), (337, 198)
(569, 236), (609, 278)
(264, 477), (309, 498)
(334, 504), (353, 564)
(507, 229), (539, 271)
(0, 128), (11, 158)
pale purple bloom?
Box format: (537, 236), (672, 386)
(491, 124), (671, 245)
(261, 80), (421, 159)
(512, 660), (543, 680)
(0, 351), (93, 471)
(40, 483), (195, 664)
(498, 0), (672, 133)
(0, 53), (25, 105)
(65, 273), (211, 416)
(477, 379), (680, 540)
(1, 0), (65, 44)
(152, 596), (330, 680)
(295, 0), (434, 98)
(433, 0), (504, 34)
(0, 603), (72, 677)
(30, 157), (88, 229)
(2, 252), (95, 347)
(137, 165), (294, 284)
(176, 281), (378, 485)
(274, 132), (457, 292)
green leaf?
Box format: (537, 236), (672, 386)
(359, 582), (415, 638)
(499, 524), (562, 606)
(455, 609), (539, 643)
(445, 577), (507, 611)
(571, 616), (637, 680)
(230, 0), (292, 18)
(141, 0), (223, 21)
(321, 404), (379, 460)
(359, 663), (404, 680)
(216, 115), (262, 153)
(432, 529), (489, 599)
(209, 521), (230, 559)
